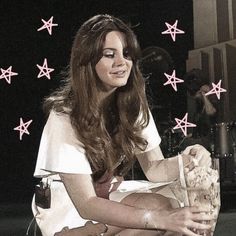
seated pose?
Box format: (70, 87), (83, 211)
(32, 14), (217, 236)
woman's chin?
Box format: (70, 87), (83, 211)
(103, 81), (128, 92)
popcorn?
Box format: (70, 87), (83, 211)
(185, 167), (219, 190)
(184, 162), (220, 235)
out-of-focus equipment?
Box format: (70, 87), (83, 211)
(140, 46), (174, 74)
(140, 46), (174, 106)
(140, 46), (181, 158)
(183, 68), (208, 96)
(211, 122), (236, 182)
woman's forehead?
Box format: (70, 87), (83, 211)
(103, 31), (127, 48)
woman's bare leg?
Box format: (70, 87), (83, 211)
(104, 192), (177, 236)
(55, 192), (179, 236)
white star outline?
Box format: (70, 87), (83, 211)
(205, 80), (227, 100)
(163, 70), (184, 91)
(14, 118), (33, 140)
(37, 58), (54, 79)
(37, 16), (58, 35)
(161, 20), (185, 42)
(0, 66), (18, 84)
(173, 113), (196, 136)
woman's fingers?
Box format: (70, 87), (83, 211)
(183, 145), (194, 155)
(185, 207), (214, 223)
(183, 227), (209, 236)
(188, 206), (209, 213)
(190, 221), (211, 230)
(191, 213), (215, 221)
(182, 218), (212, 236)
(190, 148), (210, 165)
(186, 208), (215, 236)
(156, 206), (216, 235)
(184, 222), (212, 236)
(182, 144), (212, 167)
(189, 148), (197, 156)
(183, 144), (210, 159)
(176, 207), (214, 234)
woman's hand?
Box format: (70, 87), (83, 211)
(153, 206), (215, 236)
(182, 144), (212, 168)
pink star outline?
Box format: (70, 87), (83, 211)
(0, 66), (18, 84)
(14, 118), (33, 140)
(173, 113), (196, 136)
(37, 16), (58, 35)
(161, 20), (185, 42)
(37, 58), (54, 79)
(205, 80), (227, 100)
(163, 70), (184, 91)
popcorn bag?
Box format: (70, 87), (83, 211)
(170, 154), (220, 236)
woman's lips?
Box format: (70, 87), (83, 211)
(111, 70), (127, 77)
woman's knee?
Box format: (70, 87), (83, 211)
(121, 193), (172, 211)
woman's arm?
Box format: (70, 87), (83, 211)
(137, 146), (185, 182)
(59, 172), (213, 235)
(137, 144), (211, 182)
(59, 172), (154, 229)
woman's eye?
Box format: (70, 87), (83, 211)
(104, 53), (114, 58)
(123, 50), (131, 59)
(103, 50), (115, 58)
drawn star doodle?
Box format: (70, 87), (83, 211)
(161, 20), (185, 42)
(37, 16), (58, 35)
(0, 66), (18, 84)
(173, 113), (196, 136)
(37, 58), (54, 79)
(14, 118), (33, 140)
(204, 80), (227, 100)
(163, 70), (184, 91)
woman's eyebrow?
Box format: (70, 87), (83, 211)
(103, 47), (128, 51)
(103, 48), (117, 51)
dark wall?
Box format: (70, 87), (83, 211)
(0, 0), (193, 203)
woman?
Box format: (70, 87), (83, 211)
(32, 14), (215, 236)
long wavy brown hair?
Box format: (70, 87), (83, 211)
(43, 14), (150, 181)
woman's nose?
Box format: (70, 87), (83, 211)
(114, 55), (125, 66)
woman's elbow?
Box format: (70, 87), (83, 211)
(78, 209), (91, 220)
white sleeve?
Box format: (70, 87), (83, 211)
(34, 111), (92, 177)
(134, 109), (161, 155)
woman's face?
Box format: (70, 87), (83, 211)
(95, 31), (133, 92)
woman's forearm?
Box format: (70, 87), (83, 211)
(138, 145), (194, 183)
(81, 196), (153, 229)
(144, 156), (179, 182)
(60, 173), (157, 230)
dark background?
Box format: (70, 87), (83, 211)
(0, 0), (193, 204)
